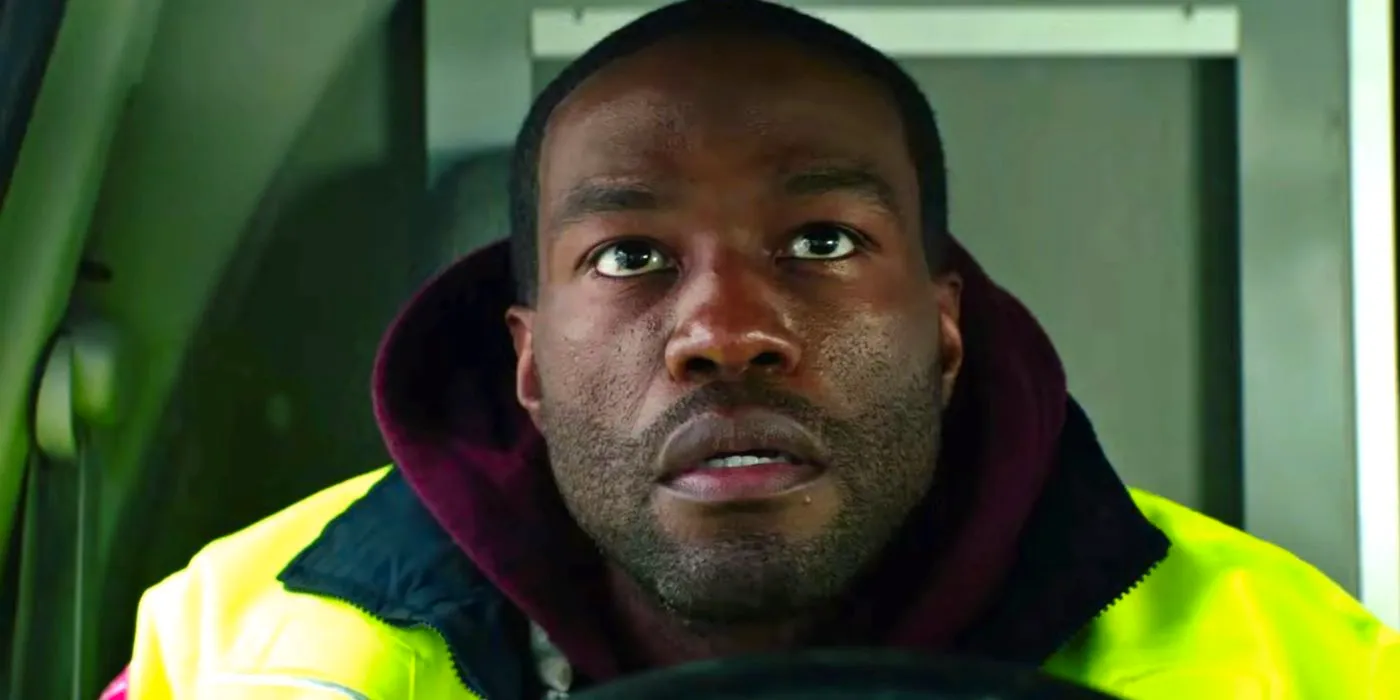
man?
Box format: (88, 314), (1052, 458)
(105, 1), (1398, 698)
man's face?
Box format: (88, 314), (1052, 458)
(507, 34), (963, 625)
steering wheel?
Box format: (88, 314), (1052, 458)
(574, 650), (1122, 699)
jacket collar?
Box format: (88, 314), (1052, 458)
(278, 396), (1169, 697)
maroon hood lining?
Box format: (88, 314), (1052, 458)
(371, 237), (1067, 681)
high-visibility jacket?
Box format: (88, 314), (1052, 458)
(118, 466), (1399, 699)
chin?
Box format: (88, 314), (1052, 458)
(640, 536), (848, 626)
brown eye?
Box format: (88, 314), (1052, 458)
(592, 240), (673, 277)
(786, 223), (859, 260)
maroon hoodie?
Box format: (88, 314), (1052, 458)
(370, 235), (1068, 682)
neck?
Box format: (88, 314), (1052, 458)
(605, 566), (824, 670)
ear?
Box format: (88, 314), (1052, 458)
(505, 305), (543, 426)
(934, 272), (963, 406)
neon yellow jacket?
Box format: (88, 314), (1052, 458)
(122, 467), (1399, 699)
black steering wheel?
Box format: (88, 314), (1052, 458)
(574, 650), (1122, 699)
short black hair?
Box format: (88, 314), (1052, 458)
(508, 0), (949, 305)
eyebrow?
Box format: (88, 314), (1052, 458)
(546, 163), (902, 234)
(782, 165), (902, 219)
(548, 181), (660, 233)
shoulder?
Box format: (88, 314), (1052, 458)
(193, 466), (393, 574)
(1126, 488), (1382, 622)
(140, 465), (391, 623)
(1056, 490), (1399, 697)
(127, 468), (423, 697)
(1128, 489), (1335, 576)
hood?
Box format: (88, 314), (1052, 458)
(372, 237), (1067, 681)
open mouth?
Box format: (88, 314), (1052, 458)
(698, 450), (805, 469)
(667, 449), (823, 503)
(654, 410), (828, 503)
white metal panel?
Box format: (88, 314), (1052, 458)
(1348, 0), (1399, 628)
(531, 5), (1241, 59)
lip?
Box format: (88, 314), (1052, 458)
(654, 409), (827, 483)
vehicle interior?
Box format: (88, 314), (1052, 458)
(0, 0), (1394, 698)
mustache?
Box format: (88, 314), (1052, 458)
(634, 381), (835, 449)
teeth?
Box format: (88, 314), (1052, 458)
(702, 452), (792, 469)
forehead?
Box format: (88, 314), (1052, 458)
(538, 34), (912, 193)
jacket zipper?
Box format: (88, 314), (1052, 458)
(1047, 557), (1166, 659)
(1088, 558), (1164, 624)
(281, 584), (486, 699)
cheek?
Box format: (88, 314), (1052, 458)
(805, 308), (940, 413)
(534, 307), (663, 421)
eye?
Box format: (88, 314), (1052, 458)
(785, 223), (860, 260)
(592, 240), (673, 277)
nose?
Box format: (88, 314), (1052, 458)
(664, 263), (802, 383)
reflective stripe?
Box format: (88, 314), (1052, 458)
(207, 672), (372, 700)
